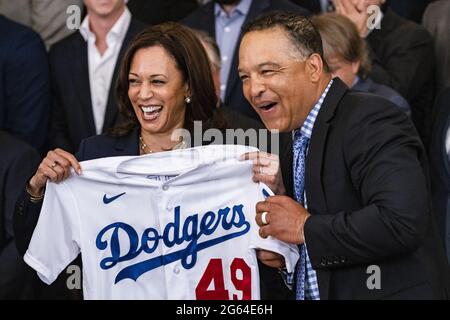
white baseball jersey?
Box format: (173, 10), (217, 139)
(25, 145), (299, 300)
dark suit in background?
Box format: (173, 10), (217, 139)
(181, 0), (309, 120)
(422, 0), (450, 94)
(48, 18), (146, 153)
(387, 0), (431, 23)
(352, 77), (411, 114)
(127, 0), (198, 25)
(429, 87), (450, 263)
(0, 15), (50, 152)
(0, 131), (40, 299)
(366, 8), (435, 147)
(289, 0), (322, 14)
(280, 79), (449, 299)
(290, 0), (432, 23)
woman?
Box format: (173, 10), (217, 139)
(15, 22), (287, 299)
(25, 22), (226, 201)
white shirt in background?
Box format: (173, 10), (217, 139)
(79, 8), (131, 134)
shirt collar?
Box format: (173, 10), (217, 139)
(296, 79), (333, 140)
(214, 0), (252, 18)
(79, 7), (131, 43)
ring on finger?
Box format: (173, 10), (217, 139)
(50, 161), (57, 168)
(261, 211), (269, 225)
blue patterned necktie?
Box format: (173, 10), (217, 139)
(293, 130), (310, 300)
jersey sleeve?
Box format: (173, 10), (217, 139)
(249, 183), (300, 273)
(24, 181), (81, 285)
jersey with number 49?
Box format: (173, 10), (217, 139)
(25, 145), (299, 300)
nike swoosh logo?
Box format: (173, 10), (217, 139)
(103, 192), (126, 204)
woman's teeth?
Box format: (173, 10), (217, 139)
(140, 105), (163, 120)
(141, 105), (163, 113)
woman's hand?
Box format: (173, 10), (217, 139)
(256, 249), (286, 268)
(28, 148), (81, 197)
(240, 151), (286, 195)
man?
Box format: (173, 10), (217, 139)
(311, 13), (410, 114)
(0, 0), (83, 49)
(0, 131), (40, 298)
(182, 0), (309, 121)
(334, 0), (435, 146)
(238, 12), (449, 299)
(0, 15), (50, 152)
(48, 0), (146, 153)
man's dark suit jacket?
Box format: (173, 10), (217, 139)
(289, 0), (322, 14)
(429, 87), (450, 262)
(352, 77), (411, 114)
(181, 0), (309, 120)
(280, 78), (449, 299)
(388, 0), (431, 23)
(0, 15), (50, 152)
(366, 8), (435, 146)
(0, 131), (40, 298)
(47, 18), (146, 153)
(127, 0), (198, 25)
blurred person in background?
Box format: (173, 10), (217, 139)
(0, 15), (50, 153)
(312, 13), (411, 114)
(0, 0), (84, 49)
(182, 0), (309, 121)
(334, 0), (434, 146)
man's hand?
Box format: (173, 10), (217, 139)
(256, 250), (286, 268)
(240, 151), (286, 196)
(334, 0), (370, 37)
(255, 195), (311, 244)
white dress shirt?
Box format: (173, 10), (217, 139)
(79, 8), (131, 134)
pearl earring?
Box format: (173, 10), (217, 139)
(185, 97), (191, 104)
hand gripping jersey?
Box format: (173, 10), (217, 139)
(25, 145), (299, 300)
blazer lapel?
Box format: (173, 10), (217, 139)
(305, 78), (347, 215)
(115, 127), (140, 155)
(304, 78), (348, 300)
(203, 2), (216, 38)
(73, 34), (96, 136)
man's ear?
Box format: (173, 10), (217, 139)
(307, 53), (324, 83)
(351, 61), (361, 75)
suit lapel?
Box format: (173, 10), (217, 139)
(115, 126), (140, 155)
(304, 78), (348, 300)
(72, 34), (96, 136)
(305, 78), (347, 215)
(204, 2), (216, 38)
(224, 0), (270, 102)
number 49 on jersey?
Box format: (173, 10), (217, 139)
(195, 258), (251, 300)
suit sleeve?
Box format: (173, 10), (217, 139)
(4, 147), (40, 242)
(4, 27), (50, 151)
(305, 102), (430, 269)
(47, 45), (73, 152)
